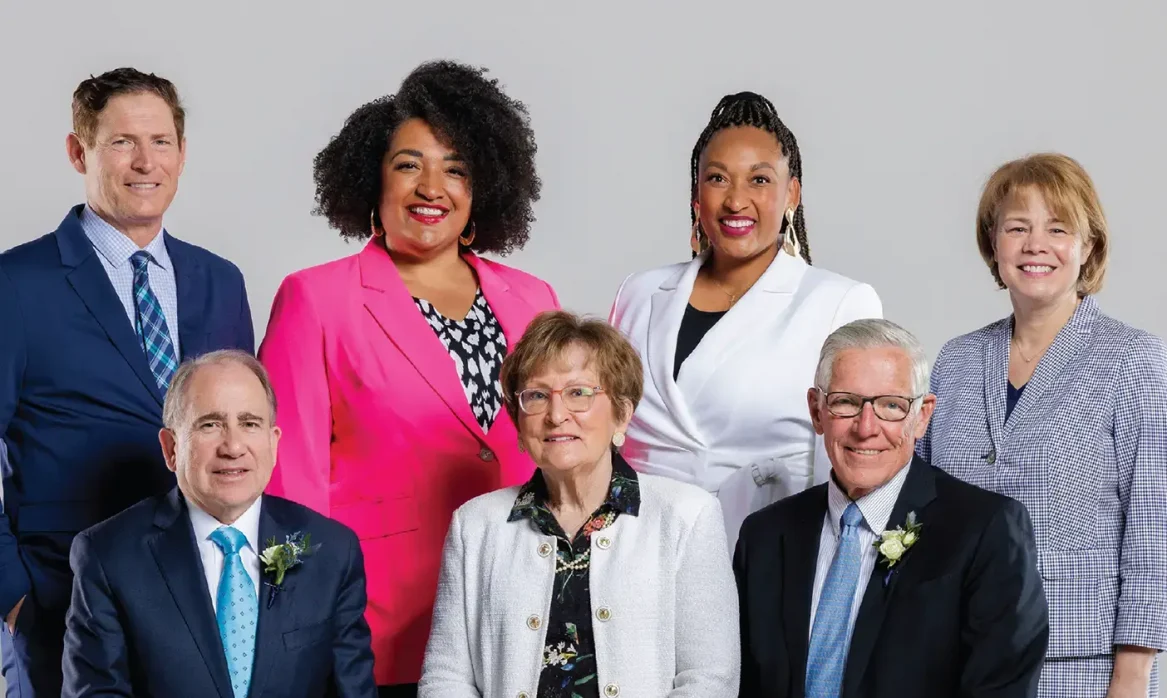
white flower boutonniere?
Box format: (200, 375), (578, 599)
(875, 511), (922, 570)
(259, 531), (320, 607)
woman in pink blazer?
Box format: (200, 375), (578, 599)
(258, 60), (558, 696)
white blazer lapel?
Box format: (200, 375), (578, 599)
(676, 251), (807, 404)
(646, 254), (707, 445)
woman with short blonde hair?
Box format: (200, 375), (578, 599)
(921, 153), (1167, 697)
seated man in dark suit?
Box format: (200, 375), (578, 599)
(735, 319), (1048, 698)
(62, 350), (376, 697)
(0, 67), (254, 697)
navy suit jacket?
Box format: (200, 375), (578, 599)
(62, 490), (377, 698)
(0, 205), (254, 616)
(735, 456), (1050, 698)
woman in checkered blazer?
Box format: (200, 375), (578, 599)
(919, 153), (1167, 698)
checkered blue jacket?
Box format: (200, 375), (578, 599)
(918, 296), (1167, 660)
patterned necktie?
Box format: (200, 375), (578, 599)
(806, 502), (866, 698)
(209, 526), (258, 698)
(130, 251), (178, 390)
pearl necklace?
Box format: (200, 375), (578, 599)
(554, 511), (616, 574)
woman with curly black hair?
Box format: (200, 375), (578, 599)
(258, 60), (559, 697)
(609, 91), (883, 550)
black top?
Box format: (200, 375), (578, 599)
(674, 303), (728, 380)
(414, 289), (507, 433)
(508, 454), (641, 698)
(1005, 381), (1026, 423)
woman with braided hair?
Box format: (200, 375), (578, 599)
(609, 91), (883, 546)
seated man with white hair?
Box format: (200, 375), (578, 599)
(734, 318), (1049, 698)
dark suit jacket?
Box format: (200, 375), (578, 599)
(0, 205), (254, 618)
(62, 490), (377, 698)
(735, 456), (1049, 698)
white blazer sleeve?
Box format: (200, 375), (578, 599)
(418, 511), (482, 698)
(670, 497), (741, 697)
(812, 282), (884, 486)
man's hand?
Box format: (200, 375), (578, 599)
(5, 595), (24, 634)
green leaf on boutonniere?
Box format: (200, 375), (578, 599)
(259, 531), (320, 586)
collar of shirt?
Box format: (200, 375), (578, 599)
(185, 494), (263, 554)
(80, 204), (172, 271)
(508, 451), (642, 523)
(825, 460), (912, 537)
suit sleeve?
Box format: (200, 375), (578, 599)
(606, 273), (635, 328)
(417, 510), (481, 698)
(259, 274), (333, 516)
(331, 529), (377, 698)
(670, 496), (740, 697)
(959, 499), (1049, 697)
(0, 264), (31, 617)
(61, 531), (133, 697)
(544, 279), (561, 310)
(1112, 333), (1167, 650)
(732, 516), (763, 698)
(236, 269), (256, 354)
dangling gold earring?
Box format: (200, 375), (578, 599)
(691, 220), (710, 255)
(459, 222), (477, 247)
(612, 432), (626, 448)
(370, 209), (384, 237)
(782, 208), (800, 257)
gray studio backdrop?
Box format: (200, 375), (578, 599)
(1, 0), (1165, 692)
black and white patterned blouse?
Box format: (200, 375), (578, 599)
(414, 289), (507, 433)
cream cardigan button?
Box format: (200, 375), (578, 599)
(518, 693), (530, 698)
(478, 447), (495, 462)
(526, 615), (541, 630)
(596, 606), (612, 622)
(538, 542), (553, 557)
(597, 536), (612, 550)
(604, 682), (620, 697)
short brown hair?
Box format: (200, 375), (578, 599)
(500, 311), (644, 423)
(975, 153), (1109, 296)
(72, 67), (186, 146)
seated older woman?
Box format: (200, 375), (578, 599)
(419, 310), (740, 698)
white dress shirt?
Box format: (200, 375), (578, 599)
(186, 495), (263, 611)
(808, 462), (911, 639)
(80, 204), (181, 359)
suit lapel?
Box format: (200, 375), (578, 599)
(249, 497), (300, 698)
(784, 488), (828, 695)
(981, 320), (1009, 460)
(57, 206), (164, 407)
(358, 240), (484, 439)
(645, 255), (706, 446)
(148, 489), (233, 698)
(841, 458), (937, 697)
(1001, 297), (1097, 441)
(167, 233), (207, 361)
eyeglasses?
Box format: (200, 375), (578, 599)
(516, 386), (605, 415)
(818, 390), (920, 422)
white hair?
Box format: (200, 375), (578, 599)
(813, 318), (930, 410)
(162, 349), (277, 430)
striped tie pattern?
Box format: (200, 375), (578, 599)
(130, 251), (178, 390)
(209, 526), (258, 698)
(805, 502), (865, 698)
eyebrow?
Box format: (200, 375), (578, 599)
(703, 160), (778, 173)
(1002, 216), (1065, 225)
(192, 411), (267, 424)
(389, 148), (466, 162)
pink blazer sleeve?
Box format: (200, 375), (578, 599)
(258, 274), (333, 517)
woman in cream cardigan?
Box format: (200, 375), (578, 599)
(419, 311), (739, 698)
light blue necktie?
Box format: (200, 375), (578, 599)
(209, 526), (257, 698)
(130, 251), (178, 391)
(806, 502), (865, 698)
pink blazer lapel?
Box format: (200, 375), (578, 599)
(466, 254), (540, 348)
(357, 241), (483, 438)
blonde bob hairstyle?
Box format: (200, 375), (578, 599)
(975, 153), (1109, 296)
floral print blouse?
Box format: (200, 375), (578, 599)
(508, 453), (641, 698)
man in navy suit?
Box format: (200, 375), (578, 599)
(62, 350), (377, 697)
(735, 319), (1049, 697)
(0, 67), (254, 696)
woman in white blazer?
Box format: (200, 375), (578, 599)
(419, 311), (739, 698)
(609, 92), (882, 547)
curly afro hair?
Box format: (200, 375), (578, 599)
(312, 60), (541, 256)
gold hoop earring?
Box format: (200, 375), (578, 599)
(370, 209), (383, 238)
(612, 432), (626, 448)
(782, 208), (800, 258)
(459, 222), (476, 247)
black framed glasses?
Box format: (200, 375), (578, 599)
(516, 386), (605, 415)
(819, 390), (920, 422)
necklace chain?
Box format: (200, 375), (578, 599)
(553, 510), (616, 573)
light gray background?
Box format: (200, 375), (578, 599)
(1, 0), (1164, 692)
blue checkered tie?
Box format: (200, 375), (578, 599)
(209, 526), (257, 698)
(130, 251), (178, 390)
(806, 502), (866, 698)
